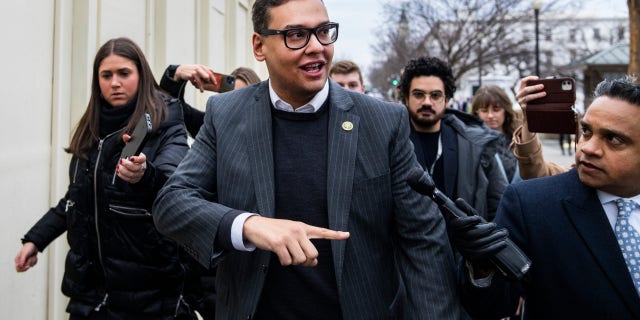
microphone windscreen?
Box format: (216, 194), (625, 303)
(407, 167), (436, 196)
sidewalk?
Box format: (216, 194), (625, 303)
(539, 137), (576, 168)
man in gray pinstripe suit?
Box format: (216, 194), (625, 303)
(153, 0), (466, 319)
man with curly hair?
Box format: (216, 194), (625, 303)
(398, 56), (507, 220)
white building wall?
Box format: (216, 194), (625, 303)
(1, 1), (260, 319)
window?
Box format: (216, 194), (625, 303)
(569, 49), (577, 61)
(544, 28), (552, 41)
(569, 28), (576, 43)
(618, 26), (625, 41)
(593, 28), (601, 41)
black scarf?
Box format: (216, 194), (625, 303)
(99, 98), (137, 137)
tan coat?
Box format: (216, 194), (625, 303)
(511, 126), (571, 179)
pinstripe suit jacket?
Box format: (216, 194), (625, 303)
(154, 80), (465, 319)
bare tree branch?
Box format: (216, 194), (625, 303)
(368, 0), (584, 98)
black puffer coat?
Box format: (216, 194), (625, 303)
(22, 97), (192, 319)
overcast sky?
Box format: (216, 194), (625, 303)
(323, 0), (629, 83)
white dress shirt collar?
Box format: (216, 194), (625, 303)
(268, 79), (329, 113)
(597, 190), (640, 230)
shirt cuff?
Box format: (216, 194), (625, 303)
(231, 212), (259, 251)
(466, 260), (495, 288)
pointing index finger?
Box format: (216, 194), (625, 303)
(306, 226), (350, 240)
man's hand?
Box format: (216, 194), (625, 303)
(175, 64), (217, 93)
(448, 199), (509, 262)
(243, 216), (350, 267)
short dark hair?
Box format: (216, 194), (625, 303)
(399, 56), (456, 101)
(252, 0), (325, 32)
(253, 0), (283, 32)
(330, 60), (363, 84)
(594, 76), (640, 106)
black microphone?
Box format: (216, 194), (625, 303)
(407, 167), (531, 280)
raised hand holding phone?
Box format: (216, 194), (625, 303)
(201, 72), (236, 93)
(120, 113), (151, 160)
(174, 64), (217, 93)
(117, 152), (147, 184)
(173, 64), (235, 93)
(524, 77), (577, 134)
(115, 113), (151, 184)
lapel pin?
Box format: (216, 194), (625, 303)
(342, 121), (353, 131)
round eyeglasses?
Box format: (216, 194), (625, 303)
(411, 90), (446, 104)
(259, 23), (339, 50)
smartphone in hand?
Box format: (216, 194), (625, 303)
(120, 113), (152, 160)
(201, 72), (236, 93)
(525, 77), (577, 134)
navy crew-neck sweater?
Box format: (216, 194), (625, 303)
(254, 102), (342, 319)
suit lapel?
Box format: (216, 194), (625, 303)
(246, 84), (275, 217)
(327, 84), (358, 291)
(563, 175), (640, 317)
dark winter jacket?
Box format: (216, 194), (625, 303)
(411, 108), (507, 220)
(22, 97), (192, 319)
(160, 65), (205, 138)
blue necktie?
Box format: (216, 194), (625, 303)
(614, 198), (640, 295)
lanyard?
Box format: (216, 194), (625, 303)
(429, 134), (443, 175)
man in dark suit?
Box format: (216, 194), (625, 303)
(152, 0), (465, 319)
(457, 77), (640, 319)
(398, 56), (507, 221)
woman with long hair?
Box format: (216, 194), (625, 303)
(472, 85), (522, 183)
(14, 37), (194, 319)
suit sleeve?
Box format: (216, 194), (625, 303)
(391, 108), (465, 319)
(153, 96), (235, 269)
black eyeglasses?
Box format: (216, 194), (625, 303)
(259, 23), (339, 50)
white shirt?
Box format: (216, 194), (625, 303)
(230, 80), (330, 251)
(597, 190), (640, 232)
(269, 79), (329, 113)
